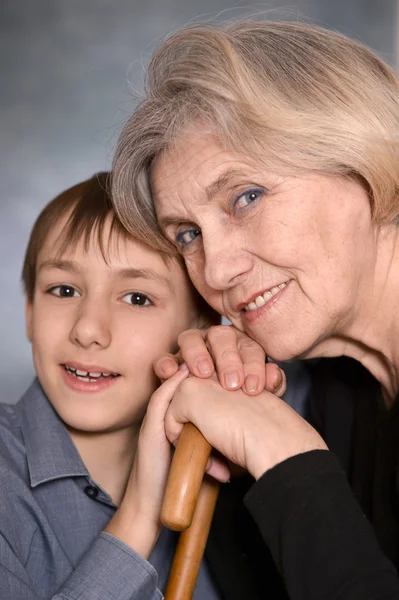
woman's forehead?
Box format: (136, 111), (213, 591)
(152, 132), (260, 197)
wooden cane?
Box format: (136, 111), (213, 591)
(161, 423), (213, 531)
(161, 423), (220, 600)
(164, 475), (220, 599)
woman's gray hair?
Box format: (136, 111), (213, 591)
(112, 21), (399, 252)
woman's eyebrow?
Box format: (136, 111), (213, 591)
(159, 168), (247, 228)
(205, 168), (245, 202)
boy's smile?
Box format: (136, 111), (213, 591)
(25, 215), (200, 436)
(61, 361), (120, 392)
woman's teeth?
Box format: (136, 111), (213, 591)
(64, 365), (119, 383)
(244, 282), (288, 312)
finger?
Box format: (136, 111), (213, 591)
(207, 325), (244, 390)
(205, 453), (230, 483)
(145, 364), (190, 429)
(236, 334), (267, 395)
(177, 328), (215, 378)
(264, 363), (287, 397)
(153, 353), (180, 381)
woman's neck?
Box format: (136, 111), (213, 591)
(68, 425), (140, 506)
(306, 224), (399, 405)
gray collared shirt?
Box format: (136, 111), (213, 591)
(0, 379), (221, 600)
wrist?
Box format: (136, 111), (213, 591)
(105, 504), (160, 560)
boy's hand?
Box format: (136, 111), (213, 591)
(154, 325), (286, 397)
(105, 366), (190, 559)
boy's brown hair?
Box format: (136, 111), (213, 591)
(22, 172), (218, 325)
(22, 172), (131, 302)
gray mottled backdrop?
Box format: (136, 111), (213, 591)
(1, 0), (397, 403)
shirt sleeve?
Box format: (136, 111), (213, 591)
(53, 533), (163, 600)
(0, 532), (163, 600)
(244, 450), (399, 600)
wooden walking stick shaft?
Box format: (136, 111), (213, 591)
(164, 476), (220, 600)
(161, 423), (212, 531)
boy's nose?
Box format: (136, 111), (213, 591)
(70, 301), (111, 349)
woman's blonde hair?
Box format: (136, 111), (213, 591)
(112, 21), (399, 252)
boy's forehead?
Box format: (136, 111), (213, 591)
(38, 216), (189, 285)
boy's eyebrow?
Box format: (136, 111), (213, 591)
(117, 268), (174, 292)
(38, 260), (174, 292)
(38, 259), (80, 273)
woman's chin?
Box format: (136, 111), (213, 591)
(257, 334), (318, 363)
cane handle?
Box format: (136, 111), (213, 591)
(161, 423), (212, 531)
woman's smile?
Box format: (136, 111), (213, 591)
(241, 281), (291, 323)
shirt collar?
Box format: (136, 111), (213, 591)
(17, 378), (88, 487)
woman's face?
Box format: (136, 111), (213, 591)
(151, 132), (376, 361)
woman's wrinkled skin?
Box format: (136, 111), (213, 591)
(152, 131), (399, 401)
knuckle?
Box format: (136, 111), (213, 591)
(177, 328), (202, 346)
(207, 325), (236, 344)
(239, 338), (261, 350)
(219, 347), (241, 362)
(238, 337), (265, 353)
(176, 376), (200, 398)
(243, 360), (264, 373)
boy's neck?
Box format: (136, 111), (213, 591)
(68, 425), (141, 506)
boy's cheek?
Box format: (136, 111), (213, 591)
(25, 300), (33, 342)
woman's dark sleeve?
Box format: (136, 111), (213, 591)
(244, 450), (399, 600)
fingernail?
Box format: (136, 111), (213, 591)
(163, 358), (177, 371)
(273, 369), (283, 391)
(196, 358), (213, 376)
(224, 369), (240, 389)
(245, 374), (259, 393)
(179, 362), (189, 372)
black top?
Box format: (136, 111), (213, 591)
(206, 357), (399, 599)
(308, 357), (399, 566)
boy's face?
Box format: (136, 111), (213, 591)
(26, 216), (200, 434)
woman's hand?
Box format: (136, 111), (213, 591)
(154, 325), (286, 397)
(105, 366), (190, 558)
(165, 375), (327, 481)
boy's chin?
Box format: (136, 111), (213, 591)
(57, 406), (145, 436)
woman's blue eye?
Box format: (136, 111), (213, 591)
(49, 285), (80, 298)
(122, 292), (152, 307)
(233, 188), (265, 211)
(175, 228), (201, 248)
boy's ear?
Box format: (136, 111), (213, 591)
(25, 299), (33, 342)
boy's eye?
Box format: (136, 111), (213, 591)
(175, 228), (201, 248)
(122, 292), (152, 307)
(49, 285), (80, 298)
(233, 187), (266, 211)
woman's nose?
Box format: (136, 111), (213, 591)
(70, 298), (112, 349)
(202, 230), (253, 291)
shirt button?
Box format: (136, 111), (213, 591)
(84, 485), (99, 499)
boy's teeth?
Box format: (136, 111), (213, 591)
(64, 365), (119, 380)
(244, 282), (288, 312)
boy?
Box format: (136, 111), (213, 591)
(1, 172), (221, 599)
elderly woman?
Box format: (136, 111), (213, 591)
(112, 22), (399, 599)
